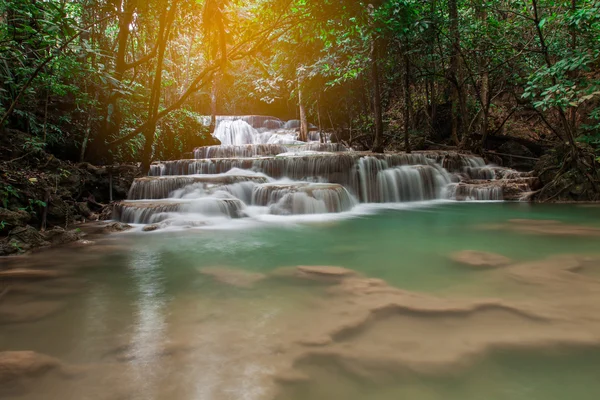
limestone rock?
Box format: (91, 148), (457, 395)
(0, 268), (65, 280)
(142, 224), (160, 232)
(101, 222), (133, 233)
(450, 250), (512, 268)
(0, 300), (66, 324)
(0, 208), (30, 231)
(42, 227), (83, 246)
(296, 265), (358, 277)
(7, 226), (50, 250)
(0, 351), (63, 383)
(199, 266), (266, 288)
(271, 265), (358, 283)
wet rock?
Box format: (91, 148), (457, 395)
(0, 351), (63, 383)
(0, 268), (66, 280)
(0, 208), (30, 232)
(271, 265), (359, 284)
(450, 250), (512, 268)
(101, 222), (133, 233)
(98, 203), (116, 221)
(296, 266), (358, 277)
(273, 370), (311, 384)
(42, 227), (83, 246)
(486, 219), (600, 237)
(199, 266), (266, 288)
(76, 202), (95, 219)
(298, 336), (333, 347)
(142, 224), (160, 232)
(7, 226), (50, 250)
(72, 239), (95, 247)
(0, 300), (66, 324)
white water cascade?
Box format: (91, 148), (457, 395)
(114, 116), (535, 229)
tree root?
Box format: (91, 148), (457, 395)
(536, 147), (600, 202)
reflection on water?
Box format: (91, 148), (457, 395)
(2, 203), (600, 400)
(128, 247), (167, 400)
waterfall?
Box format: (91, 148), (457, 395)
(252, 183), (357, 214)
(117, 116), (533, 227)
(114, 202), (182, 224)
(426, 152), (486, 173)
(194, 144), (289, 159)
(376, 165), (452, 202)
(464, 167), (496, 180)
(214, 120), (261, 145)
(447, 183), (504, 201)
(128, 174), (268, 200)
(115, 197), (246, 224)
(295, 143), (348, 152)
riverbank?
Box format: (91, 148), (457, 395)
(0, 130), (139, 255)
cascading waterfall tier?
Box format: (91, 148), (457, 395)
(252, 183), (358, 214)
(376, 165), (452, 202)
(214, 120), (261, 145)
(128, 174), (268, 200)
(114, 197), (246, 224)
(200, 115), (284, 130)
(193, 144), (289, 159)
(294, 143), (349, 152)
(150, 152), (440, 203)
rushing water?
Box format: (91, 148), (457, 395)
(2, 203), (600, 400)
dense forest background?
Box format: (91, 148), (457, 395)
(0, 0), (599, 228)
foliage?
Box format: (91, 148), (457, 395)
(0, 0), (599, 162)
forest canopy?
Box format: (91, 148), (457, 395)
(0, 0), (599, 171)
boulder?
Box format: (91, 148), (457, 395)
(7, 226), (50, 251)
(101, 222), (132, 233)
(142, 224), (160, 232)
(0, 208), (30, 231)
(450, 250), (512, 268)
(42, 227), (83, 246)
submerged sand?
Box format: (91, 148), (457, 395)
(3, 235), (600, 399)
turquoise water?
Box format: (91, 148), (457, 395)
(2, 203), (600, 400)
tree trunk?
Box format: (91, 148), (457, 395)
(371, 37), (384, 153)
(81, 92), (99, 161)
(448, 0), (461, 145)
(101, 0), (136, 141)
(317, 98), (324, 143)
(404, 47), (412, 153)
(480, 70), (490, 150)
(141, 2), (178, 174)
(298, 73), (308, 142)
(209, 73), (219, 133)
(530, 0), (577, 151)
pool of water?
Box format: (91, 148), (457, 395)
(2, 202), (600, 400)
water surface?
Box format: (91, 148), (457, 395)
(2, 203), (600, 400)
